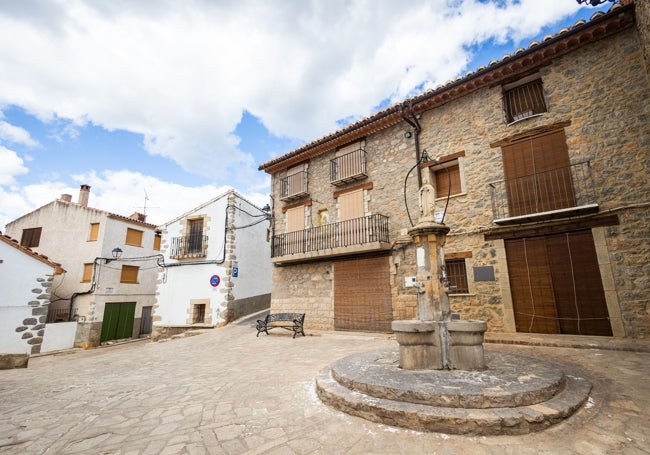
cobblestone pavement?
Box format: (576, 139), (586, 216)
(1, 318), (648, 454)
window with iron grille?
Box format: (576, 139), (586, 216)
(20, 227), (42, 248)
(446, 259), (469, 294)
(503, 75), (547, 124)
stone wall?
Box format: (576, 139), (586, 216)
(1, 275), (53, 369)
(225, 293), (271, 323)
(632, 0), (650, 79)
(271, 262), (333, 330)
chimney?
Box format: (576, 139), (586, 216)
(78, 184), (91, 207)
(129, 212), (147, 223)
(59, 194), (72, 203)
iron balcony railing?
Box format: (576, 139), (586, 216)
(280, 171), (309, 201)
(46, 307), (77, 323)
(169, 234), (208, 258)
(272, 214), (389, 258)
(330, 148), (367, 185)
(489, 160), (597, 222)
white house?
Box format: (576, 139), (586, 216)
(0, 234), (64, 369)
(154, 190), (271, 339)
(5, 185), (160, 348)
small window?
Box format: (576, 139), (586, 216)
(503, 75), (547, 124)
(446, 259), (469, 294)
(433, 162), (462, 198)
(125, 228), (143, 247)
(82, 263), (94, 282)
(20, 227), (42, 248)
(89, 223), (100, 241)
(428, 155), (464, 199)
(318, 209), (329, 227)
(153, 232), (161, 251)
(192, 304), (206, 324)
(120, 265), (139, 283)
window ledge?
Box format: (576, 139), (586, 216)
(506, 112), (544, 126)
(435, 192), (466, 201)
(449, 293), (476, 297)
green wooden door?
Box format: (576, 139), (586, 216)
(101, 303), (136, 342)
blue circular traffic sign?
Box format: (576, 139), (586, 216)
(210, 274), (221, 287)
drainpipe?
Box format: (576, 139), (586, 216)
(399, 101), (424, 188)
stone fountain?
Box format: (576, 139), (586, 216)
(392, 183), (487, 371)
(316, 183), (593, 435)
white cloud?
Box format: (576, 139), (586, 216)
(0, 120), (38, 147)
(0, 0), (584, 179)
(0, 146), (28, 185)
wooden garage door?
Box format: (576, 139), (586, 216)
(334, 255), (392, 332)
(506, 230), (611, 336)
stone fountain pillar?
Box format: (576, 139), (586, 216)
(392, 184), (487, 370)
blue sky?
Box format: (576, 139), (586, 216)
(0, 0), (611, 229)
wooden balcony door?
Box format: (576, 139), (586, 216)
(501, 129), (575, 217)
(338, 189), (364, 247)
(285, 205), (305, 254)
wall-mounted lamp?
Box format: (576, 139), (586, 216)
(421, 150), (430, 163)
(261, 204), (271, 220)
(106, 247), (123, 263)
(404, 131), (412, 139)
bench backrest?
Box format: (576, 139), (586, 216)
(267, 313), (305, 323)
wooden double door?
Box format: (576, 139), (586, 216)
(506, 229), (612, 336)
(100, 302), (136, 342)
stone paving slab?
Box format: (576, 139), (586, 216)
(0, 321), (648, 454)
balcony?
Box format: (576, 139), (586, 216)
(489, 161), (598, 225)
(280, 171), (309, 202)
(330, 148), (367, 186)
(169, 234), (208, 259)
(271, 214), (390, 264)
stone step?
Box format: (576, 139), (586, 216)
(316, 355), (592, 436)
(329, 350), (566, 409)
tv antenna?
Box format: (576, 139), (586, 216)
(135, 189), (159, 216)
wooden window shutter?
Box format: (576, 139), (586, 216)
(338, 189), (364, 221)
(89, 223), (99, 241)
(153, 233), (161, 251)
(120, 265), (139, 283)
(82, 263), (93, 282)
(286, 206), (305, 232)
(435, 164), (461, 198)
(125, 228), (143, 247)
(21, 227), (42, 248)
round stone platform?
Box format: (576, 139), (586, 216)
(316, 349), (592, 435)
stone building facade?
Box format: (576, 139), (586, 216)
(259, 3), (649, 339)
